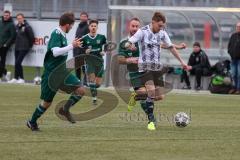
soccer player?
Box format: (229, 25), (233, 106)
(124, 12), (190, 130)
(27, 12), (84, 131)
(118, 17), (187, 130)
(81, 20), (107, 105)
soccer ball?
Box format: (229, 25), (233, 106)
(174, 112), (190, 127)
(33, 76), (41, 85)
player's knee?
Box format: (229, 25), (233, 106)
(136, 87), (147, 95)
(76, 87), (85, 96)
(155, 94), (165, 101)
(41, 101), (52, 109)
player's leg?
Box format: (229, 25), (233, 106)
(59, 73), (85, 123)
(145, 79), (157, 130)
(88, 72), (98, 105)
(86, 62), (99, 104)
(27, 100), (52, 131)
(92, 66), (104, 105)
(27, 71), (57, 131)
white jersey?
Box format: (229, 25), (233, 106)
(128, 24), (173, 72)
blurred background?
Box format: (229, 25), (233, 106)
(1, 0), (240, 86)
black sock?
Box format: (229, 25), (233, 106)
(146, 97), (155, 122)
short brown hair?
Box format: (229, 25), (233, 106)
(193, 42), (201, 48)
(16, 13), (24, 18)
(4, 10), (11, 15)
(130, 17), (140, 23)
(80, 11), (88, 17)
(59, 12), (75, 26)
(152, 12), (166, 23)
(89, 19), (98, 25)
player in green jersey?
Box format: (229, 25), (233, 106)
(81, 20), (107, 105)
(27, 12), (84, 131)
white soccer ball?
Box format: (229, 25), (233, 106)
(33, 76), (42, 85)
(174, 112), (190, 127)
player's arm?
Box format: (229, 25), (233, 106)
(161, 43), (186, 50)
(118, 41), (138, 64)
(162, 31), (190, 70)
(52, 38), (82, 57)
(100, 35), (107, 55)
(118, 56), (138, 64)
(124, 29), (143, 50)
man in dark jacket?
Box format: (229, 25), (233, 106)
(0, 10), (16, 80)
(73, 12), (89, 85)
(8, 13), (34, 83)
(227, 22), (240, 94)
(181, 42), (212, 90)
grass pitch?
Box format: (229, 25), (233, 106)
(0, 84), (239, 160)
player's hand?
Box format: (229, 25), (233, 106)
(179, 43), (187, 49)
(85, 49), (91, 54)
(72, 38), (82, 48)
(100, 51), (105, 56)
(129, 44), (137, 51)
(181, 62), (189, 70)
(182, 63), (192, 71)
(126, 57), (138, 64)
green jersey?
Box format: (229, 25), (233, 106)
(44, 28), (68, 71)
(118, 38), (140, 79)
(82, 34), (106, 65)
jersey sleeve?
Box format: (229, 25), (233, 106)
(102, 35), (107, 45)
(161, 30), (173, 47)
(118, 40), (129, 57)
(81, 36), (88, 49)
(128, 29), (143, 44)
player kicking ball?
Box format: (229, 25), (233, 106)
(27, 12), (85, 131)
(81, 20), (107, 105)
(124, 12), (190, 130)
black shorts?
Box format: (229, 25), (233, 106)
(140, 71), (164, 87)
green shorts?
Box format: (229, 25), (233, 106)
(129, 72), (145, 90)
(40, 70), (82, 102)
(86, 62), (104, 78)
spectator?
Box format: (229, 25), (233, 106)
(181, 42), (212, 90)
(227, 22), (240, 94)
(73, 11), (89, 85)
(8, 13), (34, 84)
(0, 10), (16, 81)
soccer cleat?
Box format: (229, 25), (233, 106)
(92, 97), (97, 105)
(59, 107), (76, 123)
(147, 122), (156, 131)
(26, 121), (40, 131)
(127, 92), (137, 112)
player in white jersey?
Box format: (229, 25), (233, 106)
(124, 12), (190, 130)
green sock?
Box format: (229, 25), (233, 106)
(89, 83), (97, 98)
(30, 104), (46, 124)
(63, 95), (82, 112)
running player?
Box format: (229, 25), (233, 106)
(27, 12), (84, 131)
(81, 20), (107, 105)
(124, 12), (190, 130)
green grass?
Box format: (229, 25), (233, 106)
(0, 84), (239, 160)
